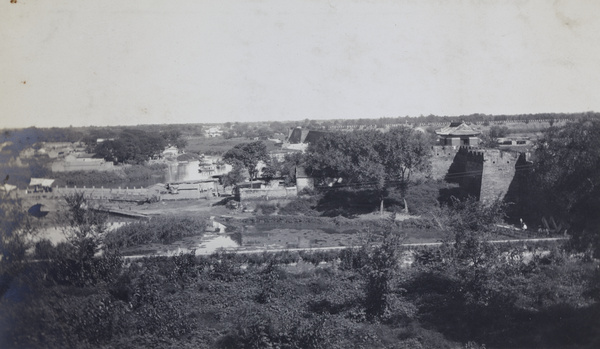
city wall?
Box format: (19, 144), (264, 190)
(431, 146), (523, 203)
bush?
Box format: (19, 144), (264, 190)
(279, 197), (320, 216)
(254, 203), (277, 215)
(104, 216), (208, 250)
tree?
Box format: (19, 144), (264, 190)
(161, 129), (188, 150)
(280, 152), (305, 186)
(0, 191), (37, 297)
(305, 127), (431, 214)
(260, 158), (279, 184)
(362, 231), (404, 321)
(416, 198), (510, 311)
(375, 127), (432, 191)
(431, 197), (506, 268)
(58, 193), (121, 285)
(222, 141), (269, 181)
(480, 125), (509, 148)
(532, 119), (600, 256)
(222, 164), (247, 190)
(94, 129), (167, 164)
(62, 193), (107, 260)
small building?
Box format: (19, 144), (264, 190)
(51, 153), (115, 172)
(286, 127), (328, 145)
(296, 166), (314, 192)
(283, 127), (329, 151)
(269, 148), (303, 162)
(162, 146), (179, 157)
(435, 121), (480, 146)
(28, 178), (55, 193)
(234, 180), (297, 201)
(497, 137), (533, 149)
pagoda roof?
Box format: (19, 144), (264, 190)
(436, 122), (480, 137)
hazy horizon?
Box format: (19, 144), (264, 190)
(2, 1), (600, 129)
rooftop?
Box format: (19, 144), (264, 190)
(436, 121), (480, 137)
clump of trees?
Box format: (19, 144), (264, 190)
(0, 191), (37, 297)
(305, 127), (432, 214)
(92, 128), (187, 164)
(479, 125), (510, 147)
(222, 141), (269, 183)
(530, 118), (600, 257)
(103, 216), (208, 251)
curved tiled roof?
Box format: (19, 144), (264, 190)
(436, 122), (480, 136)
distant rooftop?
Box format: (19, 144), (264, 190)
(436, 121), (480, 137)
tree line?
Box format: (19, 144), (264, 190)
(91, 128), (187, 164)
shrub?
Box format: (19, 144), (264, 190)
(255, 203), (277, 215)
(279, 197), (320, 216)
(104, 216), (208, 250)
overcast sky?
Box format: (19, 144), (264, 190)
(1, 0), (599, 128)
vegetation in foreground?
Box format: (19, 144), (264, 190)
(2, 191), (600, 348)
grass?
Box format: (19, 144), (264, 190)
(185, 136), (279, 155)
(103, 216), (209, 250)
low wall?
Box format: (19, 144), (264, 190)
(23, 186), (151, 201)
(160, 190), (213, 201)
(240, 187), (298, 201)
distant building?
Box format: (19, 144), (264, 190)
(96, 138), (115, 143)
(436, 121), (480, 146)
(28, 178), (55, 192)
(51, 153), (115, 172)
(269, 148), (302, 162)
(287, 127), (328, 144)
(162, 146), (179, 157)
(205, 127), (223, 138)
(496, 137), (533, 149)
(40, 141), (84, 158)
(283, 127), (329, 151)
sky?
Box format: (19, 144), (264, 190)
(1, 0), (600, 128)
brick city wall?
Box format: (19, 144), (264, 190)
(432, 146), (524, 203)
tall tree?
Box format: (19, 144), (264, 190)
(532, 119), (600, 256)
(93, 129), (167, 164)
(222, 141), (269, 181)
(222, 164), (247, 190)
(0, 191), (37, 297)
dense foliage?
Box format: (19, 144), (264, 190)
(92, 129), (169, 164)
(2, 229), (598, 348)
(305, 127), (432, 214)
(104, 216), (208, 251)
(0, 192), (37, 297)
(50, 163), (168, 187)
(531, 119), (600, 256)
(222, 141), (269, 180)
